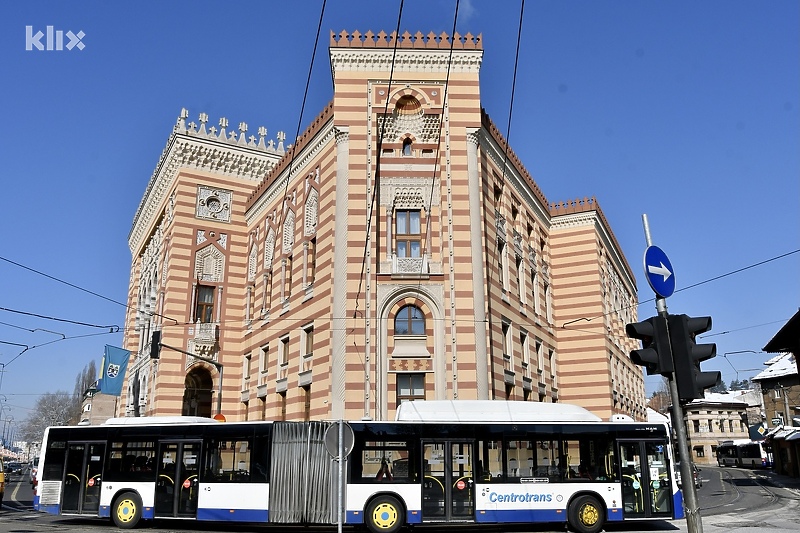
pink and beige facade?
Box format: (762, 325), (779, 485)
(121, 31), (645, 423)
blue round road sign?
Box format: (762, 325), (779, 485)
(643, 245), (675, 298)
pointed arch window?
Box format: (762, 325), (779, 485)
(394, 304), (425, 336)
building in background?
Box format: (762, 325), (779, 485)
(753, 352), (800, 477)
(121, 30), (644, 423)
(680, 391), (760, 465)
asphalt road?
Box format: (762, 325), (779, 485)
(2, 465), (799, 533)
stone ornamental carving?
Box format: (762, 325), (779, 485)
(129, 108), (286, 254)
(194, 245), (225, 282)
(377, 112), (441, 144)
(197, 186), (232, 222)
(264, 230), (276, 269)
(282, 211), (295, 254)
(304, 189), (318, 236)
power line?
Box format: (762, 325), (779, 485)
(0, 254), (127, 308)
(560, 248), (800, 330)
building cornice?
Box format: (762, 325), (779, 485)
(330, 31), (482, 76)
(549, 205), (637, 296)
(128, 109), (284, 254)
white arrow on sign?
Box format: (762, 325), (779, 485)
(647, 262), (672, 282)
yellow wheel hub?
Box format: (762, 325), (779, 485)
(580, 503), (600, 526)
(116, 498), (137, 523)
(372, 502), (399, 529)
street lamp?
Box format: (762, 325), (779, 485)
(2, 415), (14, 449)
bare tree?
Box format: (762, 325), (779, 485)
(18, 391), (74, 446)
(19, 361), (99, 446)
(647, 377), (671, 414)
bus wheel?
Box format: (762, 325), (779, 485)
(568, 494), (604, 533)
(365, 495), (404, 533)
(112, 492), (142, 529)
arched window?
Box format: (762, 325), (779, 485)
(394, 304), (425, 336)
(402, 138), (412, 156)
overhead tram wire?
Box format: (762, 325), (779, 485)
(353, 0), (405, 320)
(418, 0), (459, 285)
(482, 0), (526, 399)
(271, 0), (328, 254)
(558, 248), (800, 333)
(0, 254), (179, 326)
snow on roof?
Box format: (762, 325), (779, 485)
(394, 400), (602, 423)
(752, 352), (797, 382)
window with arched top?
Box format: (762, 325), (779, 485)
(402, 138), (412, 156)
(394, 304), (425, 336)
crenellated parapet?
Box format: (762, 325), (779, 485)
(174, 108), (285, 154)
(330, 30), (483, 75)
(330, 30), (482, 50)
(549, 196), (635, 285)
(129, 108), (286, 254)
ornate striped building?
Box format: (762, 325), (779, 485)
(122, 31), (645, 423)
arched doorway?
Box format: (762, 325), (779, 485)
(182, 366), (213, 417)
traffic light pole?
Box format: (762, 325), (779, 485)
(642, 215), (703, 533)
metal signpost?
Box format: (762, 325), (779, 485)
(640, 214), (704, 533)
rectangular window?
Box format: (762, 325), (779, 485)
(279, 335), (289, 380)
(283, 256), (293, 301)
(516, 255), (525, 304)
(536, 340), (544, 373)
(301, 323), (314, 372)
(242, 353), (252, 391)
(396, 373), (426, 405)
(396, 210), (421, 258)
(353, 440), (415, 483)
(306, 237), (316, 287)
(259, 344), (269, 385)
(520, 331), (530, 377)
(196, 285), (215, 323)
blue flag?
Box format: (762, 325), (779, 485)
(98, 345), (131, 396)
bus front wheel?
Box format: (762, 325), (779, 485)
(365, 495), (404, 533)
(568, 494), (604, 533)
(112, 491), (142, 529)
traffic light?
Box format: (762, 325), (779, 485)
(668, 313), (720, 401)
(625, 314), (673, 375)
(150, 330), (161, 359)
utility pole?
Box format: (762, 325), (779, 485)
(641, 215), (704, 533)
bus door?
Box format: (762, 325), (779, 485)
(61, 442), (105, 515)
(154, 441), (201, 518)
(422, 441), (474, 523)
(618, 440), (673, 518)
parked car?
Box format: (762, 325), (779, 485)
(676, 462), (702, 488)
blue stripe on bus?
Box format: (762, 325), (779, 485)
(475, 508), (624, 524)
(99, 505), (110, 518)
(197, 508), (269, 522)
(142, 507), (154, 520)
(673, 491), (684, 519)
(39, 504), (61, 515)
(33, 495), (40, 511)
(475, 508), (566, 523)
(345, 510), (422, 525)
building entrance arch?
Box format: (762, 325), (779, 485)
(182, 366), (213, 417)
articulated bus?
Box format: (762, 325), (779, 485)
(35, 401), (683, 533)
(716, 439), (772, 468)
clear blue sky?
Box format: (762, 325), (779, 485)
(1, 1), (797, 423)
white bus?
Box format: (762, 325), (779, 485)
(35, 401), (683, 533)
(716, 439), (772, 468)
